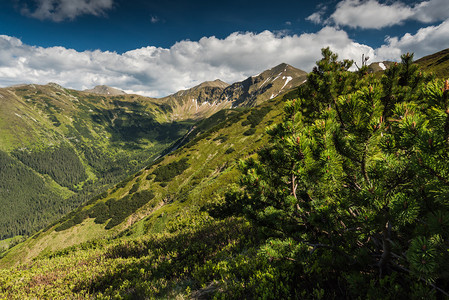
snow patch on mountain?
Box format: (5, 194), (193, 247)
(280, 76), (293, 90)
(272, 72), (283, 82)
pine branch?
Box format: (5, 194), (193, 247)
(418, 159), (449, 185)
(444, 112), (449, 148)
(379, 220), (392, 278)
(332, 97), (346, 128)
(390, 262), (449, 298)
(361, 149), (371, 187)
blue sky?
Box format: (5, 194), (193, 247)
(0, 0), (448, 96)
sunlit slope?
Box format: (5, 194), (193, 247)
(415, 48), (449, 79)
(0, 83), (193, 239)
(0, 88), (298, 268)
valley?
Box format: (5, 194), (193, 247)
(0, 63), (305, 241)
(1, 48), (449, 298)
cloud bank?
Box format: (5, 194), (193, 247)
(317, 0), (449, 29)
(1, 15), (448, 97)
(376, 19), (449, 60)
(21, 0), (114, 22)
(0, 28), (375, 97)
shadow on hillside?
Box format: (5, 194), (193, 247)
(74, 217), (260, 298)
(91, 107), (191, 144)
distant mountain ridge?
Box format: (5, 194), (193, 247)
(161, 63), (307, 120)
(84, 85), (127, 95)
(367, 61), (394, 73)
(0, 63), (308, 240)
(221, 63), (307, 107)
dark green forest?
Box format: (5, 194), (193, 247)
(13, 145), (87, 189)
(0, 150), (62, 239)
(0, 91), (192, 239)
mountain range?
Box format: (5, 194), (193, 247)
(0, 49), (448, 298)
(0, 63), (305, 241)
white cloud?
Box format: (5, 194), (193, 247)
(329, 0), (414, 29)
(2, 21), (447, 97)
(0, 29), (375, 97)
(413, 0), (449, 23)
(375, 19), (449, 60)
(306, 5), (328, 25)
(327, 0), (449, 29)
(150, 15), (160, 24)
(306, 11), (325, 25)
(21, 0), (114, 22)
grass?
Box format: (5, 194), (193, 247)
(0, 90), (289, 268)
(0, 83), (197, 239)
(416, 48), (449, 79)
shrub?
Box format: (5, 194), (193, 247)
(152, 158), (190, 182)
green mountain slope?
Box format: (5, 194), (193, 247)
(0, 88), (294, 267)
(3, 49), (449, 299)
(0, 64), (307, 240)
(415, 48), (449, 78)
(0, 84), (194, 239)
(365, 48), (449, 79)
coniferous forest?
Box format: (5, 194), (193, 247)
(1, 49), (449, 298)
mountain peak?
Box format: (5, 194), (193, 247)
(47, 82), (65, 90)
(265, 63), (305, 76)
(272, 62), (289, 69)
(196, 79), (229, 89)
(84, 85), (127, 96)
(222, 63), (308, 107)
(367, 61), (394, 73)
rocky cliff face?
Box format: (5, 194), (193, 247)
(160, 64), (307, 120)
(221, 63), (308, 107)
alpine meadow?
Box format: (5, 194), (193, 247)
(0, 44), (448, 298)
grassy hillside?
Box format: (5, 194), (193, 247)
(0, 84), (194, 239)
(365, 49), (448, 80)
(416, 48), (449, 79)
(0, 86), (302, 298)
(0, 63), (307, 240)
(0, 87), (296, 268)
(3, 49), (449, 298)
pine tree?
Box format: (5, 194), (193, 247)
(226, 49), (449, 297)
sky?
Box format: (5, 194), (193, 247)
(0, 0), (448, 97)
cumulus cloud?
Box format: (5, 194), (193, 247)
(150, 15), (161, 24)
(376, 19), (449, 60)
(306, 5), (328, 25)
(0, 29), (376, 97)
(413, 0), (449, 23)
(21, 0), (114, 22)
(329, 0), (413, 29)
(326, 0), (449, 29)
(306, 11), (325, 25)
